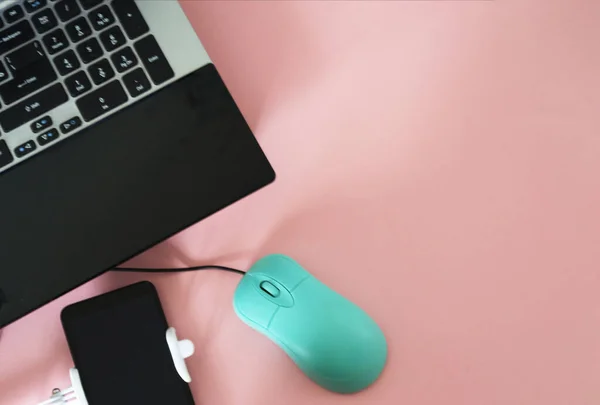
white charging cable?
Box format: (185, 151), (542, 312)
(30, 327), (193, 405)
(35, 387), (78, 405)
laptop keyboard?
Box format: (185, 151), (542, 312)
(0, 0), (174, 170)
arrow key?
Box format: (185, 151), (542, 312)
(37, 128), (59, 146)
(59, 116), (81, 134)
(31, 115), (53, 133)
(14, 140), (37, 158)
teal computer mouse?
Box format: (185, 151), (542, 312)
(233, 254), (388, 394)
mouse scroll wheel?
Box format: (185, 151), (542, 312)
(259, 281), (280, 298)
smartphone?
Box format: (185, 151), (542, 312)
(61, 281), (195, 405)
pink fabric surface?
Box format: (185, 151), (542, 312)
(2, 0), (600, 404)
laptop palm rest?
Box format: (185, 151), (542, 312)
(0, 64), (275, 327)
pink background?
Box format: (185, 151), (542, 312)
(1, 0), (600, 404)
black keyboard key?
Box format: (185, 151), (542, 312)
(65, 16), (91, 42)
(42, 28), (69, 55)
(122, 67), (150, 97)
(4, 5), (25, 24)
(31, 115), (52, 132)
(1, 43), (57, 104)
(14, 140), (37, 157)
(0, 61), (57, 105)
(89, 5), (114, 31)
(110, 46), (136, 73)
(37, 127), (59, 145)
(135, 36), (174, 85)
(112, 0), (148, 39)
(0, 21), (36, 55)
(88, 58), (113, 85)
(54, 0), (80, 22)
(0, 61), (9, 84)
(59, 116), (81, 133)
(78, 0), (102, 10)
(53, 49), (80, 75)
(76, 80), (127, 121)
(0, 140), (14, 168)
(0, 83), (68, 132)
(5, 41), (45, 73)
(99, 25), (125, 52)
(76, 37), (102, 63)
(64, 69), (91, 96)
(24, 0), (48, 13)
(32, 8), (58, 34)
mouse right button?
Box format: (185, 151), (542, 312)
(248, 255), (309, 289)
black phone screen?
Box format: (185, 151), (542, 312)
(61, 281), (195, 405)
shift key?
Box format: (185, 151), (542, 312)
(0, 83), (68, 132)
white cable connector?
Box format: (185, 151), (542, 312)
(33, 368), (85, 405)
(35, 387), (78, 405)
(31, 367), (87, 405)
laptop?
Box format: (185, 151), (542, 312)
(0, 0), (275, 328)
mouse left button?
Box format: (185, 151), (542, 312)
(233, 276), (278, 329)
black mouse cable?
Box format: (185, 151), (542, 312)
(113, 264), (246, 276)
(0, 266), (245, 316)
(20, 264), (245, 405)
